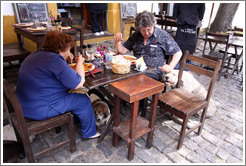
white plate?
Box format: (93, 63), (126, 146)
(69, 63), (95, 73)
(62, 26), (71, 30)
(16, 23), (34, 27)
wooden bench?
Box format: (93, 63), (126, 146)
(3, 43), (30, 65)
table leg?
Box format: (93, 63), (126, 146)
(16, 33), (23, 48)
(128, 101), (139, 160)
(146, 94), (158, 149)
(97, 115), (113, 144)
(112, 95), (121, 147)
(98, 86), (114, 104)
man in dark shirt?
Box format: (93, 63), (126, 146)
(114, 10), (182, 81)
(173, 3), (205, 69)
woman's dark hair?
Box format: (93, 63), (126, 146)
(42, 30), (74, 53)
(135, 10), (156, 30)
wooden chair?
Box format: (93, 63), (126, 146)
(3, 79), (76, 163)
(57, 16), (73, 26)
(221, 27), (243, 77)
(3, 44), (30, 67)
(129, 26), (136, 36)
(158, 51), (222, 150)
(202, 31), (230, 81)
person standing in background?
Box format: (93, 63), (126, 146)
(88, 3), (106, 36)
(173, 3), (205, 69)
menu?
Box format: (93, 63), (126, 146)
(13, 3), (49, 23)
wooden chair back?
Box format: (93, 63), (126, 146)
(178, 51), (222, 101)
(3, 79), (76, 162)
(234, 27), (243, 37)
(129, 26), (136, 36)
(202, 32), (230, 81)
(202, 32), (230, 55)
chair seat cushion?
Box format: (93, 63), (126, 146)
(159, 89), (207, 115)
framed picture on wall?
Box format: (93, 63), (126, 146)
(13, 3), (49, 23)
(120, 3), (137, 20)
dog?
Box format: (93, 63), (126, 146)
(89, 93), (111, 127)
(162, 69), (217, 118)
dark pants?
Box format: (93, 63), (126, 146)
(91, 13), (103, 33)
(139, 69), (164, 113)
(175, 24), (197, 69)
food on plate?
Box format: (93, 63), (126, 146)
(122, 55), (137, 62)
(27, 27), (46, 31)
(111, 55), (131, 74)
(69, 63), (94, 72)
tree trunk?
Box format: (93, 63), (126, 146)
(210, 3), (239, 33)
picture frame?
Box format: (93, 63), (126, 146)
(13, 3), (49, 23)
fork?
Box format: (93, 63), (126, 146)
(84, 65), (95, 77)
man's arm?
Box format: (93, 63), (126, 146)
(199, 3), (206, 21)
(159, 50), (182, 73)
(114, 33), (129, 54)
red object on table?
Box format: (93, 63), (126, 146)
(85, 68), (102, 77)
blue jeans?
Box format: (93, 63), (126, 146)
(174, 60), (192, 71)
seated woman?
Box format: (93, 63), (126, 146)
(16, 30), (100, 139)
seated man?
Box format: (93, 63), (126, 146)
(114, 11), (182, 112)
(114, 10), (182, 82)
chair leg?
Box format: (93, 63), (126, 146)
(197, 107), (208, 135)
(12, 124), (26, 159)
(68, 114), (76, 153)
(217, 56), (226, 81)
(177, 116), (188, 150)
(13, 124), (35, 162)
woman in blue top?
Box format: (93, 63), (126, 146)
(16, 30), (100, 139)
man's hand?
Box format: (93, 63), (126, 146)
(159, 64), (173, 73)
(114, 33), (123, 43)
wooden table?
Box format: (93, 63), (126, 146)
(109, 75), (164, 160)
(12, 24), (78, 55)
(83, 59), (156, 143)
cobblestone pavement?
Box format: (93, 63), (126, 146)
(5, 38), (244, 164)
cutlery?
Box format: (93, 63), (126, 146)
(84, 65), (95, 77)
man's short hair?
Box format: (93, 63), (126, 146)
(135, 10), (156, 30)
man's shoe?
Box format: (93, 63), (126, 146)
(94, 32), (100, 36)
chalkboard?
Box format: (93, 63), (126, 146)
(120, 3), (137, 20)
(13, 3), (49, 23)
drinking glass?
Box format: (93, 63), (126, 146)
(105, 61), (112, 69)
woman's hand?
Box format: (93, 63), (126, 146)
(75, 53), (85, 64)
(67, 52), (74, 63)
(159, 64), (173, 73)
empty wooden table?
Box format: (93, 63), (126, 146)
(12, 24), (78, 55)
(109, 74), (164, 160)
